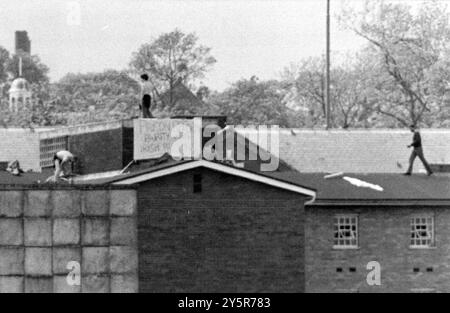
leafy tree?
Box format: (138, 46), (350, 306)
(0, 47), (10, 110)
(129, 29), (216, 111)
(7, 53), (49, 84)
(52, 70), (141, 123)
(0, 46), (10, 83)
(0, 47), (54, 127)
(339, 0), (450, 127)
(209, 76), (293, 127)
(196, 86), (211, 102)
(0, 98), (67, 128)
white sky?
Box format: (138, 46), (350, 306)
(0, 0), (415, 90)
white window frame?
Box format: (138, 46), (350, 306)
(410, 214), (434, 249)
(333, 214), (358, 249)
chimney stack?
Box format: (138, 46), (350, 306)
(15, 31), (31, 55)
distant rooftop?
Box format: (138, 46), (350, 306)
(3, 145), (449, 204)
(236, 128), (450, 173)
(0, 118), (133, 137)
(267, 171), (450, 203)
(73, 159), (450, 203)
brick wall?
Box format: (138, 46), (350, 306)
(122, 126), (134, 168)
(0, 186), (138, 293)
(137, 167), (307, 292)
(305, 206), (450, 293)
(68, 129), (124, 175)
(67, 126), (134, 175)
(0, 121), (134, 174)
(0, 131), (40, 171)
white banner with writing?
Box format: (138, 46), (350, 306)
(133, 118), (202, 160)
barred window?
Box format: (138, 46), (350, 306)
(410, 216), (434, 248)
(40, 136), (68, 168)
(333, 215), (358, 248)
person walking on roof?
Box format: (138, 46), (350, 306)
(53, 150), (75, 181)
(404, 125), (433, 176)
(140, 74), (153, 118)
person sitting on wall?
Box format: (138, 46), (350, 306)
(6, 160), (24, 176)
(140, 74), (154, 118)
(52, 150), (76, 181)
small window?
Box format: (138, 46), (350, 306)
(336, 267), (343, 273)
(413, 268), (420, 273)
(410, 215), (434, 248)
(333, 214), (358, 249)
(193, 173), (202, 193)
(349, 267), (356, 273)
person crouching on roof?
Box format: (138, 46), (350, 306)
(53, 150), (75, 181)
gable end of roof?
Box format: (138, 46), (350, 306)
(112, 160), (316, 199)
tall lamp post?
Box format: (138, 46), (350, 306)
(325, 0), (331, 130)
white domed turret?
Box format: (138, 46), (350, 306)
(9, 77), (32, 112)
(10, 77), (29, 91)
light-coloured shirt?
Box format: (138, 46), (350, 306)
(141, 81), (153, 96)
(56, 150), (74, 163)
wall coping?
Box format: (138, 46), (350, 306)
(0, 184), (138, 190)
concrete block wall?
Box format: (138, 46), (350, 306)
(0, 187), (138, 293)
(0, 131), (40, 171)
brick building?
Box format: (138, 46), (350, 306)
(80, 159), (316, 292)
(0, 119), (133, 173)
(70, 119), (450, 292)
(267, 172), (450, 292)
(3, 115), (450, 293)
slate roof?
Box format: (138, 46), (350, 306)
(4, 159), (449, 203)
(266, 172), (450, 203)
(159, 79), (206, 111)
(74, 158), (192, 185)
(236, 129), (450, 173)
(73, 155), (450, 203)
(0, 168), (54, 185)
(74, 159), (314, 189)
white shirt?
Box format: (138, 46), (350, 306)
(141, 81), (153, 96)
(56, 150), (74, 163)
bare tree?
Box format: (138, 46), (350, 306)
(283, 53), (373, 128)
(339, 0), (450, 127)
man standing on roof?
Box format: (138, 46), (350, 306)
(404, 125), (433, 176)
(140, 74), (153, 118)
(53, 150), (76, 181)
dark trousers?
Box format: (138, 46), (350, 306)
(141, 94), (153, 118)
(406, 147), (433, 174)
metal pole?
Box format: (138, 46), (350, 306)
(19, 56), (23, 77)
(325, 0), (331, 129)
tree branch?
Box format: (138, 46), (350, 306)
(377, 107), (409, 127)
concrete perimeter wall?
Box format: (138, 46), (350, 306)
(0, 131), (40, 171)
(0, 186), (138, 293)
